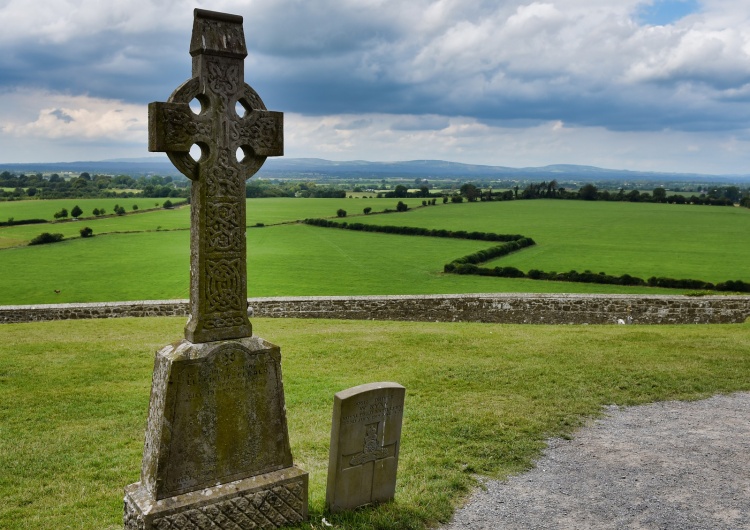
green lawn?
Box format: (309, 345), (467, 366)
(1, 198), (748, 304)
(1, 317), (748, 529)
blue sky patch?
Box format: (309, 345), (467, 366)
(638, 0), (701, 26)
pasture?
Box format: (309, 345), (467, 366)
(0, 198), (749, 304)
(1, 317), (748, 529)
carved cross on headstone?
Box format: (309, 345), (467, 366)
(149, 8), (283, 343)
(341, 421), (398, 500)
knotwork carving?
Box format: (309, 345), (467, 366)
(149, 7), (283, 343)
(207, 201), (243, 253)
(206, 258), (244, 313)
(206, 148), (243, 198)
(208, 61), (239, 94)
(163, 107), (211, 146)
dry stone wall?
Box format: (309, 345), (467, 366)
(1, 294), (748, 325)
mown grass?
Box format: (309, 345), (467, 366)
(1, 317), (748, 529)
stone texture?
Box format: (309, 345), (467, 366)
(139, 337), (293, 500)
(124, 467), (307, 530)
(1, 294), (749, 325)
(326, 382), (405, 513)
(149, 8), (282, 344)
(124, 9), (305, 530)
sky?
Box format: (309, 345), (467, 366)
(2, 0), (750, 175)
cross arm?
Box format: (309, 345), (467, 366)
(149, 101), (209, 153)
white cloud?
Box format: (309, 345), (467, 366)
(0, 89), (146, 142)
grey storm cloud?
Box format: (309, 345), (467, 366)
(2, 0), (750, 135)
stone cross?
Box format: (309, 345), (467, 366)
(149, 8), (283, 343)
(126, 10), (307, 530)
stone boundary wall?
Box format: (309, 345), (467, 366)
(1, 294), (748, 325)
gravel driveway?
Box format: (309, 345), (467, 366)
(440, 392), (750, 530)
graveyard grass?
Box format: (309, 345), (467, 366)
(1, 317), (748, 529)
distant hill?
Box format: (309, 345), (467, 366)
(2, 157), (749, 183)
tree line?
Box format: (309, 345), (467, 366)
(378, 180), (750, 207)
(0, 171), (189, 200)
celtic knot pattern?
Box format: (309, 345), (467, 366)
(207, 202), (243, 253)
(206, 149), (243, 198)
(203, 315), (248, 330)
(208, 62), (239, 94)
(206, 258), (244, 313)
(163, 107), (211, 146)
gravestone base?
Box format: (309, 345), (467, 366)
(124, 466), (308, 529)
(124, 334), (308, 528)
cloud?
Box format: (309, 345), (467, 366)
(391, 115), (450, 131)
(1, 89), (146, 142)
(1, 1), (750, 172)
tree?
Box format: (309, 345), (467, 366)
(460, 183), (480, 202)
(92, 208), (100, 216)
(652, 187), (667, 202)
(393, 185), (408, 198)
(579, 184), (598, 201)
(79, 227), (94, 238)
(132, 204), (139, 211)
(71, 205), (83, 218)
(162, 200), (173, 209)
(363, 207), (372, 215)
(396, 201), (408, 212)
(336, 208), (347, 217)
(53, 208), (69, 219)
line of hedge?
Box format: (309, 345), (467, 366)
(0, 218), (47, 227)
(303, 218), (526, 242)
(444, 238), (536, 271)
(451, 266), (750, 292)
(302, 218), (750, 293)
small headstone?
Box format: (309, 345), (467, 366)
(124, 9), (306, 530)
(326, 382), (406, 513)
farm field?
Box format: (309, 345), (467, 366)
(0, 198), (748, 304)
(1, 317), (748, 530)
(361, 200), (750, 283)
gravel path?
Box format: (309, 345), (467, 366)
(440, 392), (750, 530)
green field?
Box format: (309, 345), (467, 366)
(0, 198), (168, 222)
(1, 317), (748, 529)
(0, 198), (748, 304)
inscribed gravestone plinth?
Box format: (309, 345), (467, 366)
(124, 9), (307, 530)
(326, 382), (406, 513)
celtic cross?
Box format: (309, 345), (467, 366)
(149, 9), (283, 343)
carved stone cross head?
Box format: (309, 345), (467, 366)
(148, 9), (283, 343)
